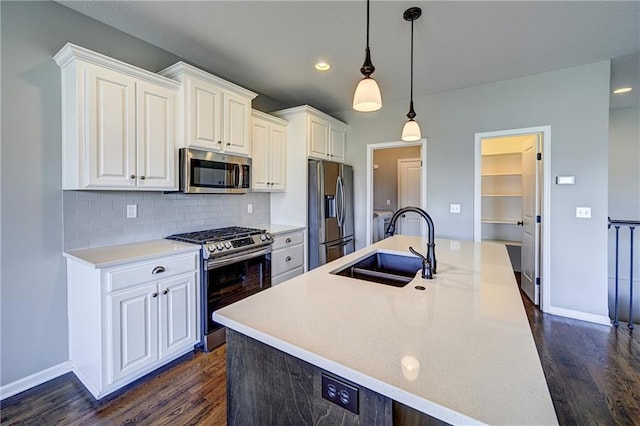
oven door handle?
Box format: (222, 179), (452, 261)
(206, 246), (272, 270)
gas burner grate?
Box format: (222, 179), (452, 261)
(167, 226), (264, 244)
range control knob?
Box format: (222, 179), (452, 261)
(216, 243), (224, 251)
(224, 241), (232, 249)
(260, 233), (272, 241)
(208, 244), (216, 252)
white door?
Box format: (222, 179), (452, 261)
(251, 118), (269, 190)
(521, 135), (541, 305)
(269, 124), (286, 190)
(159, 272), (198, 359)
(136, 81), (176, 190)
(85, 64), (137, 188)
(191, 80), (222, 151)
(397, 158), (422, 236)
(223, 92), (251, 156)
(109, 283), (158, 384)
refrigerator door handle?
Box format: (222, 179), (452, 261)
(339, 176), (346, 227)
(326, 237), (353, 249)
(336, 177), (343, 227)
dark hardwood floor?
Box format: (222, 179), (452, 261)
(2, 282), (639, 425)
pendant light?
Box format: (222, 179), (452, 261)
(401, 7), (422, 142)
(353, 0), (382, 112)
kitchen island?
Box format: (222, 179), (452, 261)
(213, 236), (558, 425)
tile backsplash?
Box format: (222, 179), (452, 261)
(63, 191), (270, 250)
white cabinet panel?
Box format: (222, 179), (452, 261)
(251, 111), (287, 192)
(271, 229), (305, 284)
(193, 82), (222, 149)
(159, 272), (198, 359)
(224, 93), (251, 156)
(109, 283), (158, 384)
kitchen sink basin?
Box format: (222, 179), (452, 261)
(331, 251), (421, 287)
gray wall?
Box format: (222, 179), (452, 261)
(338, 61), (611, 319)
(373, 146), (421, 212)
(0, 1), (272, 387)
(608, 106), (640, 322)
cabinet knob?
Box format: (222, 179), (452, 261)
(162, 289), (169, 295)
(140, 175), (145, 180)
(286, 256), (292, 262)
(517, 221), (524, 226)
(285, 238), (292, 243)
(326, 153), (330, 156)
(130, 174), (136, 179)
(226, 142), (231, 146)
(152, 266), (166, 274)
(217, 140), (222, 145)
(267, 182), (271, 185)
(152, 292), (158, 298)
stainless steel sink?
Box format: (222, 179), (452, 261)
(331, 251), (421, 287)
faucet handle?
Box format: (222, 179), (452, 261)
(408, 246), (426, 261)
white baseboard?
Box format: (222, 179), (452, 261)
(0, 360), (73, 401)
(547, 306), (612, 326)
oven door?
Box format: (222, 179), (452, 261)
(204, 246), (271, 338)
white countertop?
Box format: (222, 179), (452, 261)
(254, 223), (306, 235)
(214, 236), (557, 425)
(63, 239), (200, 268)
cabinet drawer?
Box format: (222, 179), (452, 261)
(273, 266), (304, 286)
(107, 253), (198, 292)
(272, 231), (304, 250)
(272, 244), (304, 276)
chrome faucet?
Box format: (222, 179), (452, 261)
(385, 206), (436, 279)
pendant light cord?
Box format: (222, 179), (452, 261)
(366, 0), (370, 48)
(410, 18), (414, 106)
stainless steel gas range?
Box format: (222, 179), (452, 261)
(167, 226), (273, 351)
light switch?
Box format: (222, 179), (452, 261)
(126, 204), (137, 218)
(556, 176), (575, 185)
(386, 200), (391, 206)
(450, 204), (461, 214)
(247, 203), (253, 213)
(576, 207), (591, 218)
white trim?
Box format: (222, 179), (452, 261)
(0, 361), (73, 401)
(474, 126), (552, 313)
(366, 139), (427, 246)
(158, 61), (257, 99)
(547, 306), (612, 327)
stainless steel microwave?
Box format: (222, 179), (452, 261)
(179, 148), (251, 194)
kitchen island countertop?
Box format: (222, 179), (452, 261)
(213, 236), (557, 425)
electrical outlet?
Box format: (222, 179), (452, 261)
(247, 203), (253, 213)
(386, 199), (391, 206)
(126, 204), (137, 218)
(450, 204), (461, 214)
(576, 207), (591, 218)
(321, 373), (359, 414)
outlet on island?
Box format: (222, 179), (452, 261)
(321, 373), (359, 414)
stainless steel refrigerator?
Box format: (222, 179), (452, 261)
(308, 159), (355, 270)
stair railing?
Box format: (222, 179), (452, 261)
(608, 217), (639, 328)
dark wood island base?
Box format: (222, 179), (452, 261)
(226, 329), (447, 426)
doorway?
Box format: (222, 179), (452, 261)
(366, 140), (427, 246)
(474, 127), (551, 311)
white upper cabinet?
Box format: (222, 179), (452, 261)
(251, 110), (287, 192)
(273, 105), (348, 163)
(159, 62), (257, 157)
(54, 43), (179, 191)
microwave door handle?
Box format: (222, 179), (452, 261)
(234, 164), (241, 188)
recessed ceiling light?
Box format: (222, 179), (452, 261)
(612, 87), (633, 94)
(315, 61), (331, 71)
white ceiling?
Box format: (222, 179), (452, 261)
(58, 1), (640, 113)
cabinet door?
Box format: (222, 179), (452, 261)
(136, 81), (177, 190)
(269, 124), (286, 191)
(159, 272), (198, 359)
(308, 116), (329, 159)
(108, 283), (159, 384)
(85, 64), (137, 188)
(223, 92), (251, 156)
(251, 118), (270, 190)
(330, 126), (346, 162)
(189, 79), (222, 151)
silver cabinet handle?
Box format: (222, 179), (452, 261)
(162, 289), (169, 295)
(286, 256), (292, 261)
(152, 266), (165, 274)
(140, 176), (145, 180)
(130, 174), (136, 179)
(286, 238), (292, 243)
(152, 292), (158, 298)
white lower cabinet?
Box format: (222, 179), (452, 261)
(271, 229), (305, 285)
(67, 251), (199, 399)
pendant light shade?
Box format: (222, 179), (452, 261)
(353, 0), (382, 112)
(401, 7), (422, 141)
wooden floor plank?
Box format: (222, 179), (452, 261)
(2, 282), (639, 426)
